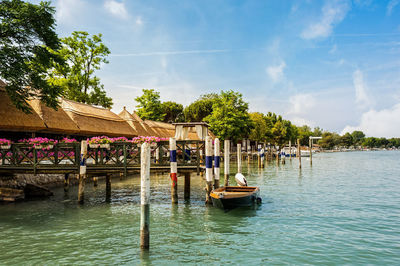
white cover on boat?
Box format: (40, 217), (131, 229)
(235, 173), (248, 186)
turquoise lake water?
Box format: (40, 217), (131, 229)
(1, 151), (400, 265)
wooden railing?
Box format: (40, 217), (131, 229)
(0, 140), (204, 174)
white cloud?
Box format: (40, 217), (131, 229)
(329, 44), (337, 54)
(387, 0), (399, 16)
(56, 0), (85, 25)
(104, 0), (129, 19)
(353, 69), (371, 109)
(266, 61), (286, 83)
(136, 16), (143, 25)
(301, 0), (350, 39)
(341, 103), (400, 137)
(285, 93), (317, 127)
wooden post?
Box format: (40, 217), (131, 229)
(140, 142), (151, 250)
(224, 139), (230, 187)
(214, 138), (220, 189)
(155, 147), (160, 163)
(309, 138), (313, 166)
(205, 136), (213, 204)
(281, 149), (286, 164)
(169, 138), (178, 204)
(257, 144), (261, 168)
(64, 173), (69, 192)
(106, 173), (111, 202)
(93, 177), (98, 187)
(78, 140), (87, 204)
(261, 144), (265, 168)
(289, 140), (292, 160)
(237, 143), (242, 173)
(184, 172), (190, 200)
(297, 139), (302, 169)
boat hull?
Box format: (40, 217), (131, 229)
(210, 186), (261, 209)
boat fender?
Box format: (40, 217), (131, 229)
(235, 173), (247, 186)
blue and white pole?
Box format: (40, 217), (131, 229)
(169, 138), (178, 204)
(213, 138), (220, 188)
(78, 140), (87, 204)
(205, 136), (213, 204)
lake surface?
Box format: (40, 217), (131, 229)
(1, 151), (400, 265)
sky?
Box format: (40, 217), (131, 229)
(33, 0), (400, 137)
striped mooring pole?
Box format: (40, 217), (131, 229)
(78, 140), (87, 204)
(224, 139), (230, 187)
(205, 136), (213, 204)
(214, 138), (220, 189)
(140, 142), (150, 250)
(169, 138), (178, 204)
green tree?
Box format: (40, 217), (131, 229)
(49, 31), (112, 108)
(340, 132), (353, 148)
(298, 125), (313, 145)
(362, 137), (377, 148)
(135, 89), (165, 121)
(161, 101), (184, 123)
(249, 112), (267, 142)
(204, 90), (253, 141)
(0, 0), (63, 113)
(184, 93), (219, 122)
(319, 132), (340, 150)
(351, 130), (365, 146)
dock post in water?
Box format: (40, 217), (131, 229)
(93, 177), (98, 187)
(237, 143), (242, 173)
(214, 138), (220, 189)
(140, 142), (151, 250)
(289, 140), (292, 160)
(261, 144), (265, 168)
(169, 138), (178, 204)
(205, 136), (213, 204)
(64, 173), (69, 192)
(257, 144), (261, 168)
(224, 139), (230, 187)
(78, 140), (87, 204)
(106, 173), (111, 202)
(309, 138), (313, 166)
(297, 139), (302, 169)
(184, 172), (190, 200)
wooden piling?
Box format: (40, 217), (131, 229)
(309, 138), (313, 166)
(106, 174), (111, 202)
(257, 144), (261, 168)
(214, 138), (220, 189)
(237, 143), (242, 173)
(93, 177), (98, 187)
(289, 140), (292, 160)
(169, 138), (178, 204)
(224, 139), (230, 187)
(78, 140), (87, 204)
(184, 172), (190, 200)
(64, 173), (69, 192)
(140, 142), (151, 250)
(297, 139), (302, 169)
(205, 136), (213, 204)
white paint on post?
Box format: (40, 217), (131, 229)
(140, 142), (151, 250)
(205, 136), (213, 182)
(224, 139), (230, 187)
(237, 143), (242, 173)
(214, 138), (220, 186)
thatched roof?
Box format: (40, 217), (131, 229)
(144, 120), (175, 138)
(28, 99), (80, 134)
(61, 99), (136, 137)
(117, 107), (152, 136)
(0, 89), (47, 132)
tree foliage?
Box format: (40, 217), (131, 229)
(204, 90), (253, 141)
(49, 31), (112, 108)
(184, 93), (218, 122)
(161, 101), (184, 123)
(0, 0), (63, 113)
(134, 89), (165, 121)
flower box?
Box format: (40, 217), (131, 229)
(34, 144), (54, 150)
(89, 144), (100, 149)
(99, 144), (110, 149)
(0, 145), (11, 149)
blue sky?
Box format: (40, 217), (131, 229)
(40, 0), (400, 137)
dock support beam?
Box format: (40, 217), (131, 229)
(93, 177), (98, 187)
(309, 138), (313, 166)
(214, 138), (220, 189)
(64, 173), (69, 192)
(205, 136), (213, 204)
(106, 174), (111, 202)
(169, 138), (178, 204)
(140, 142), (150, 250)
(184, 172), (190, 200)
(78, 141), (87, 204)
(297, 139), (302, 169)
(237, 143), (242, 173)
(224, 140), (230, 187)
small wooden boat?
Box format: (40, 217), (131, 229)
(210, 186), (261, 209)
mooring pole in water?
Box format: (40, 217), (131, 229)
(184, 172), (190, 200)
(237, 143), (242, 173)
(106, 173), (111, 202)
(257, 144), (261, 168)
(261, 143), (265, 168)
(205, 136), (213, 204)
(78, 140), (87, 204)
(224, 139), (230, 187)
(297, 139), (302, 169)
(93, 176), (98, 187)
(289, 140), (292, 161)
(64, 173), (69, 192)
(140, 142), (150, 250)
(281, 149), (286, 165)
(309, 138), (313, 166)
(214, 138), (220, 189)
(169, 138), (178, 204)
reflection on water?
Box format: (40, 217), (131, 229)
(1, 151), (400, 264)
